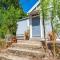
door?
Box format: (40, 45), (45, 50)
(32, 16), (40, 37)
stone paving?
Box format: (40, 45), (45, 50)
(0, 40), (60, 60)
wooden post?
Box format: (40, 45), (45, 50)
(52, 32), (56, 60)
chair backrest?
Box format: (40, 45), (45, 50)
(48, 32), (57, 41)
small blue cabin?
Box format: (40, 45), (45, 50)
(16, 10), (52, 40)
(16, 0), (60, 40)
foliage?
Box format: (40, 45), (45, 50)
(39, 0), (60, 58)
(0, 0), (27, 38)
(40, 0), (51, 37)
(39, 0), (60, 37)
(57, 0), (60, 19)
(0, 39), (6, 48)
(51, 0), (60, 35)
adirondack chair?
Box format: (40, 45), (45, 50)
(5, 36), (17, 48)
(42, 31), (57, 59)
(24, 31), (29, 40)
(11, 36), (17, 43)
(46, 32), (57, 58)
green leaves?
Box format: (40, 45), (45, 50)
(57, 0), (60, 19)
(51, 0), (60, 33)
(0, 0), (27, 38)
(40, 0), (50, 18)
(40, 0), (60, 36)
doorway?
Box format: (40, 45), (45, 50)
(32, 16), (40, 37)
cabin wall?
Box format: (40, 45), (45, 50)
(16, 17), (52, 40)
(16, 19), (29, 37)
(29, 15), (52, 39)
(45, 20), (52, 38)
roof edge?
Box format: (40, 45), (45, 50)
(27, 0), (40, 14)
(17, 17), (29, 23)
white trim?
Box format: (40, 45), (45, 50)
(27, 1), (40, 14)
(30, 24), (32, 38)
(27, 19), (29, 27)
(40, 16), (44, 38)
(30, 18), (32, 38)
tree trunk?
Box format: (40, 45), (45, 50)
(42, 11), (45, 38)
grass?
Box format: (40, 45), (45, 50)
(0, 39), (6, 49)
(55, 45), (60, 59)
(49, 44), (60, 59)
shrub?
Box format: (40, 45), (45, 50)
(0, 39), (6, 49)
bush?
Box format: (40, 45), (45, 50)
(55, 45), (60, 59)
(0, 39), (6, 49)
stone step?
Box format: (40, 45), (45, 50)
(6, 40), (43, 50)
(6, 47), (45, 58)
(0, 53), (31, 60)
(16, 36), (24, 40)
(11, 41), (43, 51)
(11, 45), (43, 51)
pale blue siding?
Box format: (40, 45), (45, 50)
(45, 20), (52, 38)
(16, 19), (29, 36)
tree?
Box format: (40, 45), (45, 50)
(40, 0), (50, 37)
(39, 0), (60, 37)
(0, 0), (27, 38)
(39, 0), (60, 58)
(51, 0), (60, 35)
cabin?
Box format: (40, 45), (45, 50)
(16, 11), (52, 40)
(16, 18), (29, 40)
(16, 0), (60, 40)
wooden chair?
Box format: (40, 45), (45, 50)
(24, 32), (29, 40)
(11, 36), (17, 43)
(46, 32), (57, 58)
